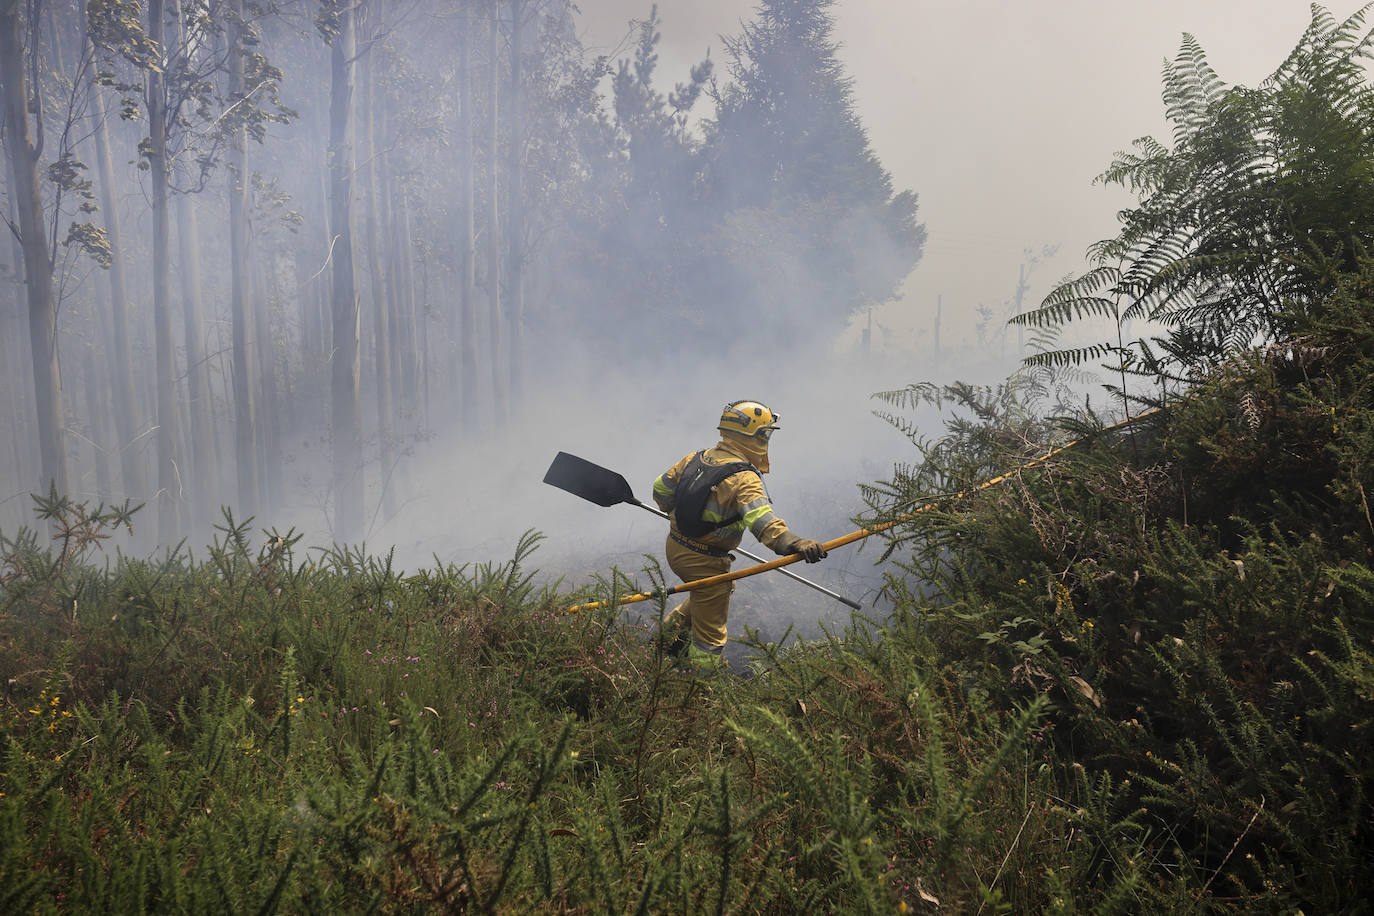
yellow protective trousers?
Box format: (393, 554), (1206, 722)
(664, 535), (733, 649)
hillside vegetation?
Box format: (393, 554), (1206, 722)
(4, 312), (1374, 914)
(5, 6), (1374, 914)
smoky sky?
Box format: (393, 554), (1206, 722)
(580, 0), (1363, 350)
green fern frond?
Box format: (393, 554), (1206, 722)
(1013, 292), (1118, 329)
(1021, 343), (1125, 370)
(1030, 4), (1374, 388)
(1163, 34), (1229, 141)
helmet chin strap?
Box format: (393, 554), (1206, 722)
(720, 431), (770, 474)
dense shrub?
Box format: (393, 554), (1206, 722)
(860, 277), (1374, 913)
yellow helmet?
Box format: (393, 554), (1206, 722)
(717, 400), (780, 440)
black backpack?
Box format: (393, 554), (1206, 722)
(673, 451), (757, 538)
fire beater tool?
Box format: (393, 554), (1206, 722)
(542, 451), (860, 610)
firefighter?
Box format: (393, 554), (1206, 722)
(652, 399), (827, 669)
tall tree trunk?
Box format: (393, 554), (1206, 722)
(252, 259), (282, 508)
(382, 154), (409, 414)
(395, 184), (424, 423)
(147, 0), (180, 540)
(265, 257), (293, 469)
(362, 27), (396, 524)
(485, 1), (505, 419)
(294, 245), (317, 374)
(85, 35), (148, 502)
(175, 180), (218, 525)
(457, 2), (477, 429)
(2, 147), (38, 508)
(173, 354), (193, 532)
(329, 2), (363, 542)
(175, 5), (216, 529)
(79, 340), (112, 500)
(39, 0), (81, 496)
(1, 0), (68, 497)
(505, 0), (524, 407)
(296, 159), (331, 388)
(81, 267), (115, 503)
(227, 0), (260, 520)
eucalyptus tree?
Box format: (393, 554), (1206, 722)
(504, 0), (526, 405)
(84, 0), (152, 504)
(0, 0), (67, 498)
(211, 0), (294, 523)
(1, 0), (154, 514)
(456, 0), (477, 428)
(84, 0), (291, 539)
(1016, 5), (1374, 398)
(41, 4), (113, 502)
(319, 0), (363, 542)
(1, 175), (34, 515)
(485, 0), (504, 417)
(143, 0), (185, 538)
(2, 0), (122, 502)
(174, 149), (215, 527)
(225, 0), (261, 522)
(455, 0), (600, 420)
(359, 0), (396, 523)
(2, 164), (28, 442)
(206, 1), (293, 527)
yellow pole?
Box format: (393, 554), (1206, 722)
(559, 409), (1160, 614)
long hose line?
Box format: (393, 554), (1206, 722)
(559, 407), (1163, 614)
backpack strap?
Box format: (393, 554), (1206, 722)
(672, 451), (757, 538)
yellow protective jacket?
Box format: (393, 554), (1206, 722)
(652, 439), (799, 555)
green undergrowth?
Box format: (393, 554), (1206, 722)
(5, 288), (1374, 912)
(0, 505), (1052, 914)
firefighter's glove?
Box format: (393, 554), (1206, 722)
(791, 538), (827, 563)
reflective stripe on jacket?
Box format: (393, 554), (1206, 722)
(653, 439), (793, 553)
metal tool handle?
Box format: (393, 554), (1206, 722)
(631, 500), (861, 611)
